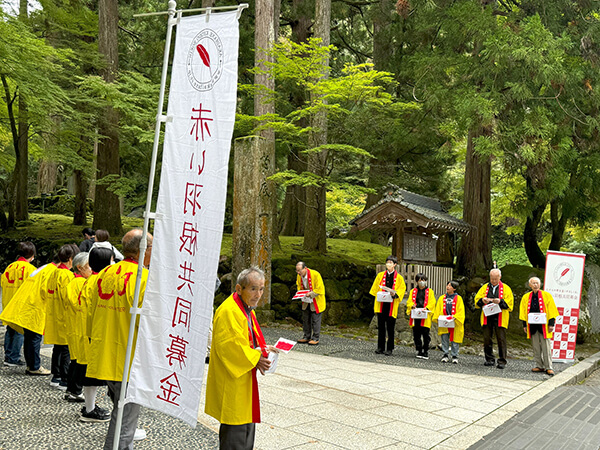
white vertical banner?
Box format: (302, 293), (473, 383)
(544, 250), (586, 362)
(126, 11), (240, 426)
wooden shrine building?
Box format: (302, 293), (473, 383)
(350, 187), (472, 296)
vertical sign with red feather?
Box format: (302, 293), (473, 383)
(125, 11), (240, 426)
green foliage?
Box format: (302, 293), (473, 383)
(326, 187), (366, 232)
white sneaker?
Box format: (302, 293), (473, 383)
(134, 429), (147, 441)
(441, 355), (449, 363)
(452, 357), (459, 364)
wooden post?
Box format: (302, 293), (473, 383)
(231, 136), (273, 307)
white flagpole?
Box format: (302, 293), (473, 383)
(112, 1), (178, 448)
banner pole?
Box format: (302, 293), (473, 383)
(112, 1), (178, 448)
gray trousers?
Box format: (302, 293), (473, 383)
(441, 333), (460, 358)
(219, 423), (255, 450)
(103, 381), (141, 450)
(531, 332), (553, 370)
(302, 309), (322, 341)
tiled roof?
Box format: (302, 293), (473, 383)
(350, 186), (471, 233)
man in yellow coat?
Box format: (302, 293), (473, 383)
(295, 262), (326, 345)
(519, 277), (559, 376)
(1, 242), (36, 367)
(433, 281), (465, 363)
(206, 267), (275, 450)
(87, 229), (152, 450)
(370, 255), (406, 356)
(474, 268), (514, 369)
(405, 273), (434, 359)
(0, 254), (57, 375)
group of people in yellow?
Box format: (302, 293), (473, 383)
(1, 229), (153, 449)
(369, 259), (559, 374)
(369, 256), (466, 362)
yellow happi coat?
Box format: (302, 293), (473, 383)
(44, 264), (75, 346)
(0, 263), (57, 335)
(205, 294), (264, 425)
(519, 290), (559, 339)
(433, 294), (466, 343)
(296, 268), (326, 313)
(406, 287), (436, 328)
(1, 258), (36, 310)
(474, 282), (514, 328)
(369, 270), (406, 319)
(79, 273), (101, 364)
(65, 276), (87, 362)
(86, 259), (147, 382)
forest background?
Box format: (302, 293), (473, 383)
(2, 0), (600, 278)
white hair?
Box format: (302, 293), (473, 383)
(529, 276), (541, 285)
(490, 268), (502, 277)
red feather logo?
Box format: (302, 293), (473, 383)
(560, 268), (570, 277)
(196, 44), (211, 68)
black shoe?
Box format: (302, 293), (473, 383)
(384, 350), (392, 356)
(80, 406), (110, 423)
(416, 350), (424, 359)
(422, 351), (429, 360)
(497, 364), (505, 369)
(65, 393), (85, 403)
(205, 356), (210, 364)
(375, 349), (384, 354)
(484, 361), (495, 367)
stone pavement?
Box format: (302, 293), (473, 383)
(196, 326), (596, 450)
(469, 352), (600, 450)
(1, 323), (597, 449)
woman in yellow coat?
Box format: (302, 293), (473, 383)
(519, 277), (559, 376)
(369, 256), (406, 355)
(64, 252), (92, 402)
(433, 281), (465, 364)
(406, 273), (436, 359)
(45, 244), (78, 389)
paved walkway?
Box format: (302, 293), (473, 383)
(470, 355), (600, 450)
(2, 324), (597, 449)
(196, 326), (596, 450)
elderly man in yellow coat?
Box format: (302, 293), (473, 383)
(0, 254), (57, 375)
(206, 267), (277, 450)
(519, 277), (559, 376)
(474, 268), (514, 369)
(295, 262), (326, 345)
(2, 241), (36, 367)
(87, 229), (152, 450)
(370, 255), (406, 356)
(433, 281), (465, 364)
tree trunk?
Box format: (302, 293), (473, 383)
(250, 0), (277, 305)
(93, 0), (122, 235)
(37, 160), (58, 195)
(524, 202), (546, 268)
(278, 0), (311, 235)
(549, 199), (568, 251)
(73, 168), (87, 225)
(303, 0), (331, 254)
(14, 0), (29, 221)
(457, 128), (493, 276)
(1, 74), (19, 228)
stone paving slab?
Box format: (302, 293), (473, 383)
(469, 351), (600, 450)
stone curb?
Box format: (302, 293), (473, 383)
(432, 350), (600, 449)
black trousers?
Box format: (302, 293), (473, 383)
(219, 423), (255, 450)
(377, 313), (396, 352)
(67, 360), (85, 395)
(483, 322), (507, 365)
(51, 344), (70, 379)
(412, 324), (431, 352)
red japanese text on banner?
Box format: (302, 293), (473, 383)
(544, 250), (586, 362)
(126, 11), (240, 427)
